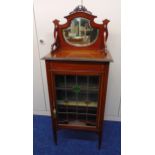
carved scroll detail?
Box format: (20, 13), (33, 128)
(51, 19), (59, 52)
(103, 19), (110, 50)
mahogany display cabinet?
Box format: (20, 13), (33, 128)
(43, 5), (113, 149)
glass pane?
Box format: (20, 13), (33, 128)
(66, 75), (76, 88)
(55, 74), (99, 127)
(77, 76), (87, 89)
(58, 113), (67, 123)
(89, 91), (98, 102)
(57, 105), (66, 113)
(68, 106), (76, 113)
(78, 107), (87, 114)
(88, 107), (97, 114)
(78, 114), (86, 122)
(68, 114), (76, 121)
(55, 75), (65, 88)
(87, 115), (96, 125)
(89, 76), (99, 89)
(56, 90), (65, 100)
(78, 91), (87, 101)
(67, 90), (76, 101)
(63, 18), (99, 47)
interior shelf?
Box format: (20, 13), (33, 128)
(57, 100), (97, 107)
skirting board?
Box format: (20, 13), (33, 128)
(33, 110), (121, 122)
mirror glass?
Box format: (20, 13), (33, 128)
(63, 18), (99, 47)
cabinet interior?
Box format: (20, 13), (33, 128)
(55, 75), (99, 127)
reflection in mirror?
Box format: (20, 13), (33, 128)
(63, 18), (99, 47)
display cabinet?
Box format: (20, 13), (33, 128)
(43, 5), (113, 149)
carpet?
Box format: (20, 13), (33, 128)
(33, 115), (121, 155)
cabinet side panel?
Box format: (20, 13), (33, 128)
(98, 63), (109, 130)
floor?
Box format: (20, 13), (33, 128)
(33, 115), (121, 155)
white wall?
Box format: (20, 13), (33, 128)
(33, 0), (121, 121)
(33, 13), (47, 113)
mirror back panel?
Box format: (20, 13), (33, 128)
(52, 11), (110, 51)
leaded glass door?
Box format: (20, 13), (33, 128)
(55, 75), (99, 127)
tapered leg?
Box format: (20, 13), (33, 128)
(53, 127), (57, 145)
(52, 118), (57, 145)
(98, 131), (102, 149)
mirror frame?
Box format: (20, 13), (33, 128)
(51, 11), (110, 51)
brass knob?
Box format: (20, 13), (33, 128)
(53, 108), (56, 118)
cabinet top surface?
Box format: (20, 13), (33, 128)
(43, 49), (113, 62)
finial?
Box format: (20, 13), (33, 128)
(69, 4), (92, 15)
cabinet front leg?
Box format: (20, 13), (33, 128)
(98, 130), (102, 149)
(53, 126), (57, 145)
(52, 119), (57, 145)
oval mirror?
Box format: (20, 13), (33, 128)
(63, 18), (99, 47)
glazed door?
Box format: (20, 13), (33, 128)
(55, 74), (100, 127)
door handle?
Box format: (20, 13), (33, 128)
(53, 108), (56, 118)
